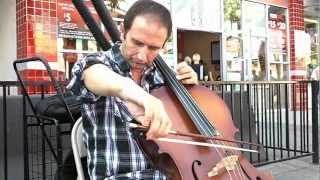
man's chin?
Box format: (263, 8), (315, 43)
(132, 64), (147, 70)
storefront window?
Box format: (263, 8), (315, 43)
(268, 6), (288, 80)
(305, 21), (319, 80)
(242, 1), (266, 81)
(243, 1), (266, 36)
(225, 35), (244, 81)
(224, 0), (243, 81)
(250, 37), (266, 80)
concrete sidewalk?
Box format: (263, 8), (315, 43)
(258, 156), (320, 180)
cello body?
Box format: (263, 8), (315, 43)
(138, 85), (274, 180)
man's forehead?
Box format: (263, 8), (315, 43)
(132, 14), (165, 28)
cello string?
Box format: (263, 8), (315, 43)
(179, 88), (247, 179)
(155, 59), (236, 180)
(181, 93), (247, 179)
(154, 57), (217, 135)
(155, 59), (246, 180)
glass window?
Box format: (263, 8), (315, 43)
(268, 6), (288, 80)
(224, 0), (243, 81)
(242, 1), (266, 81)
(243, 1), (266, 36)
(225, 35), (244, 81)
(305, 21), (319, 80)
(251, 37), (266, 80)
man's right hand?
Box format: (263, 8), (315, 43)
(126, 93), (172, 140)
(140, 94), (172, 140)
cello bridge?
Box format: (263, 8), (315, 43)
(207, 155), (239, 177)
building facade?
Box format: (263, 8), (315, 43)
(0, 0), (318, 82)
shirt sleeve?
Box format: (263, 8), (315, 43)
(67, 52), (112, 103)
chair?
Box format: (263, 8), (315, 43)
(13, 56), (77, 179)
(71, 117), (87, 180)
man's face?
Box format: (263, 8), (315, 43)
(121, 15), (168, 71)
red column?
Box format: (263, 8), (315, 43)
(288, 0), (305, 80)
(16, 0), (64, 94)
(16, 0), (58, 61)
(288, 0), (306, 110)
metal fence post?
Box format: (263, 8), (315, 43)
(311, 81), (319, 164)
(2, 85), (8, 180)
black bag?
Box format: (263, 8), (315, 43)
(35, 91), (81, 123)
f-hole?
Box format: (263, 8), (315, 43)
(191, 160), (202, 180)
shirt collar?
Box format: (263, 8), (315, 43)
(111, 43), (131, 73)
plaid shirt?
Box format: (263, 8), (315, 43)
(68, 44), (166, 180)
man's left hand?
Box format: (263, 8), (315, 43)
(175, 61), (198, 85)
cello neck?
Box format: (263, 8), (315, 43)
(154, 55), (218, 137)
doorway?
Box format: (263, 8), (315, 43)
(177, 30), (222, 81)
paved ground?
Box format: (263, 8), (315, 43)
(258, 156), (320, 180)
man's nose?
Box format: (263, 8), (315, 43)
(137, 46), (149, 62)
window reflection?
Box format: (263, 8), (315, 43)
(251, 38), (266, 80)
(243, 1), (266, 36)
(226, 36), (243, 81)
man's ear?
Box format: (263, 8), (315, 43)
(119, 23), (125, 41)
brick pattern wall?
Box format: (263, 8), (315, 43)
(17, 0), (27, 59)
(19, 69), (65, 94)
(288, 0), (306, 109)
(17, 0), (58, 60)
(16, 0), (63, 94)
(288, 0), (304, 80)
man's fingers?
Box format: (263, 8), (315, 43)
(176, 61), (188, 71)
(140, 95), (172, 140)
(146, 115), (161, 140)
(143, 107), (153, 126)
(176, 63), (192, 74)
(176, 72), (193, 80)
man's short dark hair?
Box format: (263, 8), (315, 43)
(124, 0), (172, 40)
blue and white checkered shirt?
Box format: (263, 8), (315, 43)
(68, 44), (166, 180)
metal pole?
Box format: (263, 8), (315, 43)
(2, 85), (7, 180)
(23, 94), (29, 180)
(90, 0), (121, 43)
(72, 0), (111, 51)
(311, 80), (319, 164)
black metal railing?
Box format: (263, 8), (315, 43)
(202, 80), (319, 166)
(0, 80), (319, 180)
(0, 81), (71, 180)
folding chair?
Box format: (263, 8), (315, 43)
(71, 117), (87, 180)
(13, 56), (78, 179)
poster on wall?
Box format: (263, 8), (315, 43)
(57, 0), (100, 40)
(268, 9), (287, 62)
(295, 30), (311, 62)
(34, 22), (57, 61)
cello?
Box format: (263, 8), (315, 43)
(73, 0), (274, 179)
(131, 55), (274, 180)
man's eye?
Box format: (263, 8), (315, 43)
(149, 47), (159, 51)
(134, 40), (144, 46)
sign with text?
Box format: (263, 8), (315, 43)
(57, 0), (100, 40)
(268, 11), (287, 54)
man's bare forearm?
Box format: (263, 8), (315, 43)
(83, 64), (147, 105)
